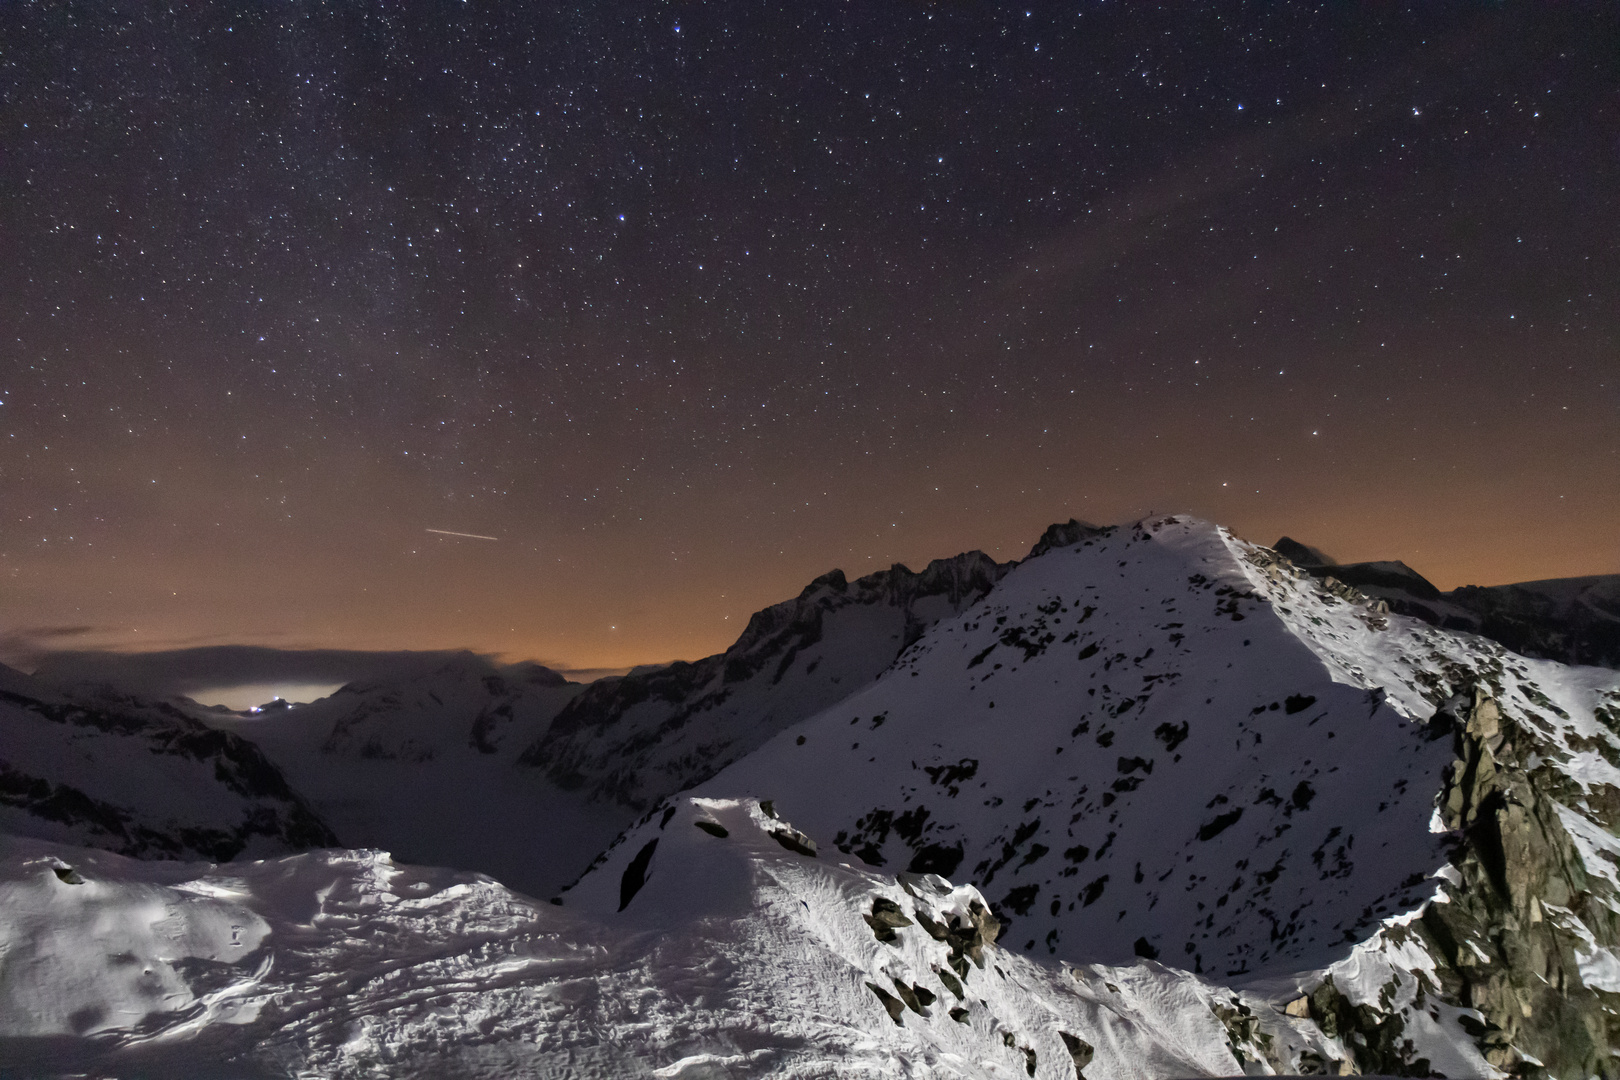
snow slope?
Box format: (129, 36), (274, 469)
(6, 514), (1620, 1076)
(0, 663), (334, 862)
(0, 799), (1399, 1079)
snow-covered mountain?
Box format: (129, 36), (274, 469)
(1444, 574), (1620, 671)
(0, 663), (333, 862)
(4, 513), (1619, 1077)
(685, 515), (1620, 1076)
(696, 518), (1456, 975)
(517, 550), (1010, 811)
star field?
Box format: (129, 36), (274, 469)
(2, 2), (1616, 675)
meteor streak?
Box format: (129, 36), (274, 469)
(425, 529), (499, 541)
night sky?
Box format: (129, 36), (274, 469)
(3, 2), (1617, 683)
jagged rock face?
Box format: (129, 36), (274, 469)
(0, 665), (334, 862)
(518, 550), (1011, 811)
(1246, 539), (1620, 1077)
(1410, 687), (1620, 1078)
(699, 518), (1456, 978)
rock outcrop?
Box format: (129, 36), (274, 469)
(1414, 686), (1620, 1077)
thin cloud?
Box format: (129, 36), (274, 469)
(25, 646), (508, 699)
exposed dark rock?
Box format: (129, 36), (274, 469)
(1273, 685), (1620, 1077)
(1059, 1031), (1094, 1079)
(617, 839), (658, 911)
(890, 977), (932, 1016)
(769, 826), (817, 857)
(1403, 686), (1620, 1078)
(866, 981), (906, 1025)
(864, 896), (913, 943)
(1211, 998), (1288, 1074)
(693, 820), (729, 838)
(1304, 976), (1430, 1077)
(931, 898), (1001, 976)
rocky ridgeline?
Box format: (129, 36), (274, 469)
(1244, 536), (1620, 1077)
(1424, 686), (1620, 1077)
(1274, 535), (1620, 672)
(519, 549), (1011, 810)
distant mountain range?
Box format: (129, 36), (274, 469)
(1272, 535), (1620, 671)
(2, 516), (1618, 1077)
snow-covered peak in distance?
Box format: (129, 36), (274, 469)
(283, 650), (577, 763)
(0, 662), (334, 861)
(204, 651), (612, 899)
(692, 517), (1461, 976)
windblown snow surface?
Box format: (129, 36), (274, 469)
(4, 515), (1620, 1077)
(0, 800), (1380, 1079)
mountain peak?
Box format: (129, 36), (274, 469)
(1272, 535), (1336, 567)
(1027, 518), (1107, 559)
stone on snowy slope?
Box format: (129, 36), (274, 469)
(865, 895), (913, 943)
